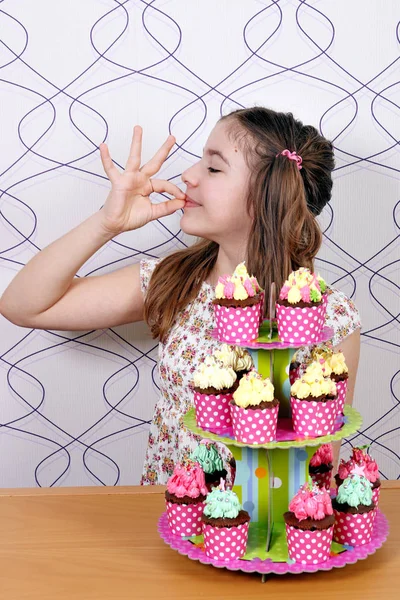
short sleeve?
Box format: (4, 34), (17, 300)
(325, 286), (361, 346)
(139, 258), (161, 296)
(291, 287), (361, 370)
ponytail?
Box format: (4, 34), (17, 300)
(246, 155), (322, 310)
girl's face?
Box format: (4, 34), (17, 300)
(180, 121), (253, 245)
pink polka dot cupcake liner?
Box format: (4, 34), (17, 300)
(165, 500), (205, 537)
(333, 509), (376, 545)
(291, 396), (337, 437)
(202, 522), (249, 561)
(309, 469), (332, 490)
(335, 379), (348, 416)
(214, 303), (262, 343)
(193, 391), (232, 432)
(372, 486), (381, 507)
(285, 524), (334, 564)
(276, 302), (327, 344)
(230, 403), (279, 444)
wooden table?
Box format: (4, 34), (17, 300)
(0, 482), (398, 599)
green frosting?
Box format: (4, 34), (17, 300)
(191, 443), (224, 474)
(319, 277), (327, 294)
(310, 288), (320, 302)
(203, 488), (242, 519)
(336, 474), (373, 508)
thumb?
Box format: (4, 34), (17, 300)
(150, 198), (186, 221)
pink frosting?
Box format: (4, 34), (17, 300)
(300, 286), (311, 303)
(250, 276), (261, 292)
(224, 281), (235, 299)
(337, 448), (379, 484)
(167, 461), (208, 498)
(279, 284), (291, 300)
(244, 279), (256, 297)
(309, 443), (333, 467)
(289, 482), (333, 521)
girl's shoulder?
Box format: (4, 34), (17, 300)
(325, 285), (361, 345)
(139, 257), (162, 295)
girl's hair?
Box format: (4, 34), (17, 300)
(144, 106), (335, 341)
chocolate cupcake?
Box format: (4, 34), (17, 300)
(333, 470), (376, 546)
(212, 262), (263, 344)
(165, 459), (208, 537)
(201, 483), (250, 561)
(290, 361), (337, 437)
(284, 481), (334, 564)
(309, 443), (334, 489)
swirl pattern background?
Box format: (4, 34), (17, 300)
(0, 0), (399, 486)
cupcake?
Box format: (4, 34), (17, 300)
(332, 469), (376, 546)
(310, 345), (349, 417)
(335, 446), (381, 506)
(213, 343), (254, 380)
(165, 459), (208, 537)
(213, 262), (263, 343)
(230, 371), (279, 444)
(193, 355), (238, 432)
(309, 443), (334, 490)
(201, 481), (250, 560)
(276, 268), (327, 344)
(283, 481), (334, 564)
(191, 440), (228, 492)
(290, 361), (337, 437)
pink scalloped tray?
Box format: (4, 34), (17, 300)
(158, 510), (389, 576)
(210, 324), (334, 350)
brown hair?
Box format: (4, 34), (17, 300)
(144, 107), (335, 341)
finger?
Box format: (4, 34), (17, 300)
(140, 135), (176, 177)
(150, 198), (186, 221)
(99, 143), (120, 181)
(150, 178), (186, 199)
(125, 126), (143, 172)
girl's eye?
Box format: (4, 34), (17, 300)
(207, 167), (220, 174)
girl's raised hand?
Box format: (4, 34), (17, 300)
(99, 126), (186, 235)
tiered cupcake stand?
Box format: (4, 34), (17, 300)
(158, 322), (389, 581)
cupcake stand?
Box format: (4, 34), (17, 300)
(158, 321), (389, 581)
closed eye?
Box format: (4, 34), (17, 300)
(208, 167), (221, 173)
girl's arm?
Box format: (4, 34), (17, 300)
(0, 127), (185, 331)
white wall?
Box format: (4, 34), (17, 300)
(0, 0), (399, 487)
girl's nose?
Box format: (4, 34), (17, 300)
(181, 162), (200, 187)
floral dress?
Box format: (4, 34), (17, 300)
(139, 258), (361, 485)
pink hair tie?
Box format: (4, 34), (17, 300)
(277, 149), (303, 170)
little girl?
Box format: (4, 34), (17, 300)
(0, 107), (361, 484)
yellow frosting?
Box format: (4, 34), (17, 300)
(215, 282), (225, 298)
(310, 347), (348, 377)
(329, 351), (348, 375)
(281, 267), (323, 304)
(291, 360), (336, 399)
(214, 344), (253, 372)
(233, 371), (275, 408)
(193, 356), (237, 391)
(232, 277), (248, 301)
(287, 287), (302, 304)
(234, 263), (249, 279)
(214, 262), (261, 300)
(308, 356), (332, 378)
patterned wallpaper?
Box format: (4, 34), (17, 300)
(0, 0), (399, 487)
